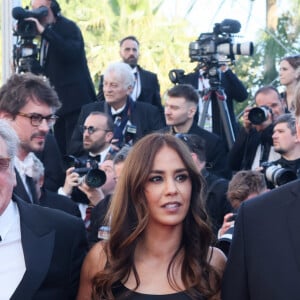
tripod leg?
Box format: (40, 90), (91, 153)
(215, 90), (236, 149)
(199, 99), (211, 128)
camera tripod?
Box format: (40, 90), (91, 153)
(198, 76), (236, 149)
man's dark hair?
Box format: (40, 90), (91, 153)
(0, 73), (61, 117)
(254, 86), (281, 102)
(87, 111), (114, 132)
(119, 35), (140, 47)
(167, 84), (199, 105)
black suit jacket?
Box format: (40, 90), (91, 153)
(41, 15), (96, 115)
(68, 98), (165, 156)
(14, 170), (38, 204)
(222, 179), (300, 300)
(39, 188), (82, 218)
(181, 69), (248, 139)
(97, 65), (162, 112)
(14, 169), (81, 218)
(10, 196), (87, 300)
(159, 122), (230, 178)
(35, 133), (65, 192)
(228, 124), (274, 171)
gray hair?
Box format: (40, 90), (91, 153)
(0, 119), (19, 158)
(30, 153), (45, 182)
(103, 62), (135, 89)
(113, 145), (131, 165)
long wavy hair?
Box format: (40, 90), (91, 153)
(92, 133), (221, 299)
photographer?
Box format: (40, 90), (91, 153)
(58, 112), (115, 226)
(27, 0), (97, 155)
(260, 113), (300, 189)
(228, 86), (285, 171)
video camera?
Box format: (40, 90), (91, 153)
(12, 6), (48, 74)
(260, 161), (297, 188)
(169, 19), (254, 87)
(64, 155), (107, 188)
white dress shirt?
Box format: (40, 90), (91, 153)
(0, 201), (26, 299)
(130, 67), (141, 101)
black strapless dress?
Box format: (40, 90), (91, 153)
(112, 282), (205, 299)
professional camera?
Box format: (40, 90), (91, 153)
(260, 161), (297, 187)
(169, 19), (254, 87)
(248, 106), (272, 125)
(12, 6), (48, 74)
(64, 155), (107, 188)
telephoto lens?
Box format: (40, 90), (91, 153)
(248, 106), (270, 125)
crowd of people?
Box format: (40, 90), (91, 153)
(1, 0), (300, 299)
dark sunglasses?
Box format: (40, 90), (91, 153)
(80, 125), (110, 135)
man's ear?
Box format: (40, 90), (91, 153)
(0, 111), (13, 120)
(106, 131), (114, 143)
(188, 105), (197, 118)
(126, 85), (133, 95)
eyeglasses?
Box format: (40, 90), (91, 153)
(80, 125), (110, 135)
(0, 157), (11, 172)
(17, 112), (58, 127)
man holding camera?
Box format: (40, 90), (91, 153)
(29, 0), (97, 155)
(228, 86), (285, 171)
(59, 112), (115, 224)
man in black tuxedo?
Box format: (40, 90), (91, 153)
(97, 35), (163, 114)
(59, 112), (115, 224)
(221, 84), (300, 299)
(0, 119), (87, 299)
(0, 72), (68, 212)
(30, 0), (97, 155)
(160, 84), (230, 178)
(68, 61), (165, 156)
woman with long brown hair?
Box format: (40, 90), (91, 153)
(77, 133), (226, 300)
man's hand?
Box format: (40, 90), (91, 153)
(242, 106), (253, 133)
(62, 167), (80, 196)
(24, 17), (45, 34)
(78, 182), (105, 206)
(218, 213), (236, 238)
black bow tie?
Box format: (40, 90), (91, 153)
(88, 154), (101, 162)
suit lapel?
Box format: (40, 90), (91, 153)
(286, 181), (300, 271)
(14, 170), (32, 204)
(10, 198), (55, 300)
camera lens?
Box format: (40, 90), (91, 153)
(248, 107), (269, 125)
(265, 165), (297, 187)
(85, 169), (106, 188)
